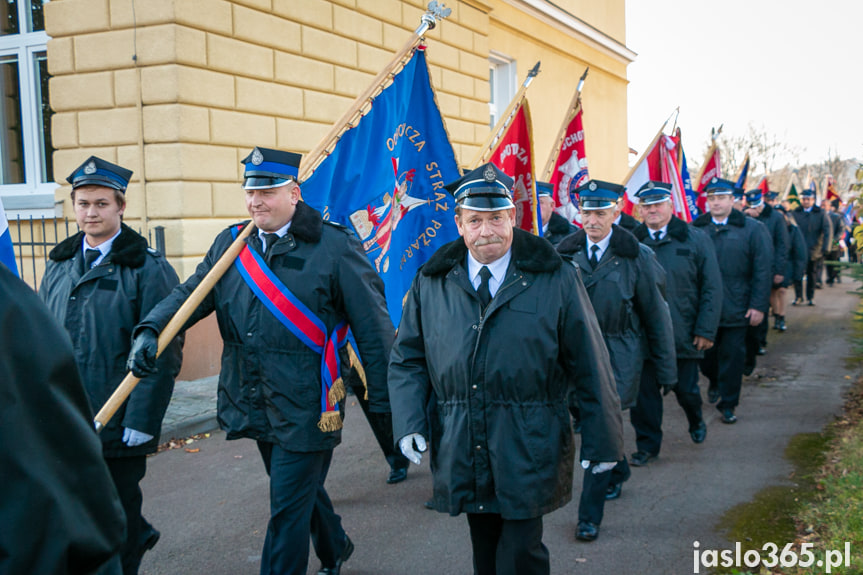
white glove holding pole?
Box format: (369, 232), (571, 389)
(581, 460), (618, 474)
(399, 433), (427, 465)
(123, 427), (154, 447)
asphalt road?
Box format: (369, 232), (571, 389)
(140, 281), (859, 575)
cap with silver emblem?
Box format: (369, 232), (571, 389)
(241, 147), (302, 190)
(573, 179), (625, 210)
(634, 180), (672, 205)
(67, 156), (133, 192)
(443, 162), (515, 212)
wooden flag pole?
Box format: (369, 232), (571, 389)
(469, 61), (541, 168)
(541, 66), (588, 181)
(93, 2), (455, 432)
(620, 108), (678, 186)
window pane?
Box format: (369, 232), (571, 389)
(0, 56), (25, 184)
(33, 50), (52, 182)
(2, 0), (21, 36)
(28, 0), (43, 32)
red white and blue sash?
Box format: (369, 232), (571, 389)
(230, 225), (347, 432)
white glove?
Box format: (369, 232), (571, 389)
(123, 427), (154, 447)
(581, 460), (618, 474)
(399, 433), (427, 465)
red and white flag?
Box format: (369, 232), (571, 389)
(547, 105), (589, 226)
(623, 131), (692, 222)
(694, 143), (722, 212)
(488, 100), (539, 234)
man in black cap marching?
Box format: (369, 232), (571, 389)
(556, 179), (675, 542)
(536, 181), (576, 247)
(792, 188), (831, 305)
(39, 156), (183, 575)
(630, 181), (722, 461)
(823, 199), (846, 286)
(128, 147), (394, 575)
(692, 178), (772, 424)
(389, 163), (623, 574)
(743, 187), (788, 373)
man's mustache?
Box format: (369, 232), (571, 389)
(474, 236), (504, 246)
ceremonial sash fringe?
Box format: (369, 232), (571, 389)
(231, 225), (349, 432)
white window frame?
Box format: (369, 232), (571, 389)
(488, 52), (517, 130)
(0, 0), (59, 218)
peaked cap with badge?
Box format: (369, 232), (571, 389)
(703, 177), (739, 196)
(573, 179), (625, 210)
(443, 162), (515, 212)
(801, 187), (817, 198)
(535, 181), (554, 198)
(242, 146), (302, 190)
(744, 188), (764, 207)
(634, 181), (672, 205)
(67, 156), (133, 192)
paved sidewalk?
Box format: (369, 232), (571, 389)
(159, 375), (219, 443)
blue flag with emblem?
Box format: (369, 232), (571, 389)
(0, 199), (18, 276)
(302, 47), (460, 326)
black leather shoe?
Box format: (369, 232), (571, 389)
(743, 363), (755, 376)
(708, 387), (720, 403)
(720, 409), (737, 424)
(757, 347), (766, 356)
(138, 527), (160, 562)
(387, 466), (408, 484)
(423, 498), (435, 510)
(575, 521), (599, 542)
(777, 318), (786, 331)
(605, 482), (622, 500)
(808, 300), (815, 306)
(690, 421), (707, 443)
(630, 451), (657, 467)
(317, 535), (354, 575)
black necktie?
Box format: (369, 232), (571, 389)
(263, 233), (279, 253)
(654, 230), (662, 241)
(82, 249), (100, 273)
(477, 266), (492, 309)
(589, 245), (600, 268)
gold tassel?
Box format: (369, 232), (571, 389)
(346, 345), (368, 400)
(318, 410), (343, 432)
(328, 377), (346, 405)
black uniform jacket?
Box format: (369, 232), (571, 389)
(634, 216), (722, 358)
(616, 211), (640, 233)
(1, 265), (125, 575)
(542, 211), (577, 247)
(40, 224), (183, 457)
(557, 226), (676, 408)
(389, 229), (623, 520)
(792, 205), (831, 258)
(692, 209), (773, 327)
(828, 211), (846, 250)
(138, 202), (394, 452)
(756, 203), (789, 280)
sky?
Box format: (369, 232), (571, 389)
(625, 0), (863, 170)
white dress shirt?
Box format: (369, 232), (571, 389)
(81, 228), (122, 268)
(468, 249), (512, 298)
(586, 231), (612, 263)
(258, 221), (292, 253)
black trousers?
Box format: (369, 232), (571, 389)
(256, 443), (347, 575)
(348, 381), (409, 471)
(466, 513), (549, 575)
(631, 359), (703, 455)
(825, 250), (841, 284)
(744, 322), (766, 371)
(794, 256), (818, 301)
(577, 459), (630, 525)
(700, 326), (747, 412)
(105, 455), (154, 575)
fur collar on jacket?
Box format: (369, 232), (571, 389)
(634, 215), (689, 243)
(422, 227), (562, 277)
(692, 208), (746, 228)
(758, 203), (774, 220)
(547, 212), (572, 235)
(49, 223), (149, 268)
(287, 201), (323, 243)
(556, 224), (640, 260)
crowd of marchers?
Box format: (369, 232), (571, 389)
(2, 148), (855, 575)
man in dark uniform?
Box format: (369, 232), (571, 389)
(39, 157), (183, 575)
(824, 199), (846, 286)
(557, 179), (675, 542)
(128, 147), (393, 575)
(773, 201), (808, 331)
(631, 181), (722, 462)
(1, 264), (126, 575)
(764, 190), (779, 208)
(792, 188), (831, 305)
(743, 188), (788, 374)
(389, 163), (623, 574)
(693, 178), (772, 424)
(537, 181), (576, 246)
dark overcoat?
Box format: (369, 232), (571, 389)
(792, 205), (831, 258)
(692, 209), (773, 327)
(634, 216), (722, 358)
(389, 229), (623, 520)
(557, 225), (677, 408)
(1, 264), (125, 575)
(138, 201), (394, 452)
(755, 203), (789, 281)
(543, 211), (577, 247)
(40, 224), (183, 457)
